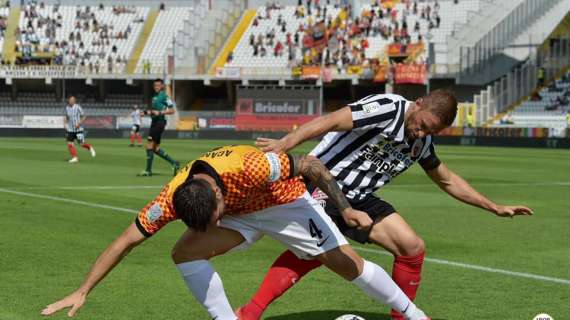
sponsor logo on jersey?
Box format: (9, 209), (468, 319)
(362, 101), (381, 114)
(360, 142), (413, 178)
(147, 203), (163, 223)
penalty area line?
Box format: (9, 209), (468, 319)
(1, 187), (569, 286)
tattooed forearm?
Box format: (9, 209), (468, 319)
(292, 155), (350, 212)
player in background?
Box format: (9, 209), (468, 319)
(64, 95), (96, 164)
(41, 145), (431, 320)
(138, 79), (179, 176)
(237, 90), (533, 320)
(129, 105), (143, 147)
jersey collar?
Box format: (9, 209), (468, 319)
(188, 160), (226, 194)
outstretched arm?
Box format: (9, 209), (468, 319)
(257, 107), (353, 153)
(425, 163), (533, 217)
(291, 154), (372, 229)
(41, 223), (147, 317)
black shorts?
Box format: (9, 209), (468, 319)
(148, 119), (166, 144)
(324, 195), (396, 244)
(132, 124), (140, 133)
(66, 131), (85, 144)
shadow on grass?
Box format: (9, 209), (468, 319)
(266, 310), (447, 320)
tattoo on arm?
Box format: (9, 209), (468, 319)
(291, 155), (350, 212)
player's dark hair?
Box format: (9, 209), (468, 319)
(154, 78), (164, 84)
(173, 178), (217, 232)
(423, 89), (458, 127)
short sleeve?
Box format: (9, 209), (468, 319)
(78, 105), (84, 116)
(165, 95), (174, 108)
(418, 143), (441, 171)
(135, 185), (178, 237)
(348, 94), (399, 129)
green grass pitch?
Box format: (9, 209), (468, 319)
(0, 137), (569, 320)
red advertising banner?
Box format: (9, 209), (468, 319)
(394, 64), (427, 84)
(235, 114), (318, 132)
(83, 116), (115, 129)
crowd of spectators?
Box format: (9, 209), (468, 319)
(245, 0), (448, 74)
(8, 1), (145, 73)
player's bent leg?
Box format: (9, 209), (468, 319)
(368, 213), (426, 320)
(238, 250), (323, 320)
(317, 245), (429, 320)
(172, 226), (245, 320)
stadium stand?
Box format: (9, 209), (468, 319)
(14, 2), (148, 73)
(0, 6), (8, 55)
(224, 0), (483, 75)
(0, 92), (142, 116)
(502, 71), (570, 129)
(135, 6), (194, 74)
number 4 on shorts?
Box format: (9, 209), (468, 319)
(309, 218), (323, 239)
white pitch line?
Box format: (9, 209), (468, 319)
(0, 188), (138, 214)
(354, 246), (570, 285)
(2, 187), (569, 286)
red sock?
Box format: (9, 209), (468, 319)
(390, 250), (425, 320)
(67, 143), (77, 157)
(136, 134), (142, 144)
(130, 133), (135, 144)
(80, 143), (92, 150)
(240, 250), (323, 320)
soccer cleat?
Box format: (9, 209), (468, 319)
(90, 147), (96, 157)
(137, 170), (152, 177)
(407, 308), (431, 320)
(173, 161), (181, 176)
(129, 144), (134, 147)
(68, 157), (79, 163)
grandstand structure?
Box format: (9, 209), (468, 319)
(0, 0), (569, 136)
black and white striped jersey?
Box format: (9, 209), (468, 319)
(65, 104), (84, 133)
(310, 94), (441, 201)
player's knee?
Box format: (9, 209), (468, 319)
(400, 234), (425, 257)
(317, 245), (363, 281)
(171, 245), (209, 264)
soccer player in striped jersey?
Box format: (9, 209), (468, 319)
(129, 105), (143, 147)
(41, 145), (431, 320)
(238, 89), (533, 320)
(64, 96), (96, 163)
(138, 79), (180, 176)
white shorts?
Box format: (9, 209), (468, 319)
(219, 191), (348, 259)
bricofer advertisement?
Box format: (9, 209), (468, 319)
(235, 85), (322, 131)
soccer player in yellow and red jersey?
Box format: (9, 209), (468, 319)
(41, 145), (431, 320)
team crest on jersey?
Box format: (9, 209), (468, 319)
(147, 203), (163, 223)
(411, 139), (424, 158)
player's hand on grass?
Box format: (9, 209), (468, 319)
(256, 137), (288, 153)
(342, 208), (373, 230)
(493, 205), (533, 218)
(41, 291), (86, 317)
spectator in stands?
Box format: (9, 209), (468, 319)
(274, 41), (283, 57)
(537, 67), (546, 87)
(566, 111), (570, 129)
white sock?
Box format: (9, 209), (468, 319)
(352, 260), (424, 320)
(176, 260), (237, 320)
